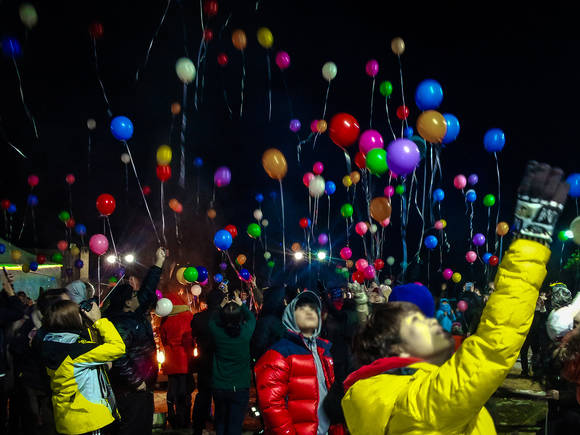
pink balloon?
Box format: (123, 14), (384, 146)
(359, 129), (384, 155)
(442, 268), (453, 280)
(340, 247), (352, 260)
(200, 279), (209, 286)
(454, 174), (467, 190)
(457, 300), (468, 312)
(414, 282), (423, 286)
(65, 174), (75, 185)
(384, 186), (395, 197)
(465, 250), (477, 263)
(302, 172), (315, 187)
(89, 234), (109, 256)
(310, 120), (318, 133)
(355, 222), (368, 236)
(380, 217), (390, 227)
(312, 161), (324, 175)
(355, 258), (368, 272)
(365, 59), (379, 77)
(155, 289), (163, 299)
(57, 240), (68, 252)
(27, 174), (39, 188)
(363, 265), (376, 280)
(434, 220), (444, 230)
(275, 51), (291, 70)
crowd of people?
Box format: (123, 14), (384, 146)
(0, 161), (579, 434)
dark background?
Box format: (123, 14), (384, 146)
(0, 0), (578, 292)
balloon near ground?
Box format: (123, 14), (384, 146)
(184, 267), (199, 283)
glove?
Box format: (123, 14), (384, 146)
(513, 161), (569, 244)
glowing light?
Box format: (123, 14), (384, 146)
(157, 350), (165, 364)
(193, 347), (199, 357)
(124, 254), (135, 263)
(294, 251), (304, 261)
(317, 251), (327, 261)
(106, 255), (117, 264)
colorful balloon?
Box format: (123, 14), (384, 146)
(262, 148), (288, 180)
(156, 165), (172, 182)
(452, 272), (462, 283)
(247, 223), (261, 239)
(483, 128), (505, 152)
(468, 174), (479, 186)
(391, 37), (405, 55)
(374, 259), (385, 271)
(442, 268), (453, 280)
(496, 222), (509, 236)
(442, 113), (460, 144)
(416, 110), (447, 143)
(309, 176), (326, 198)
(232, 29), (247, 50)
(365, 59), (379, 77)
(379, 81), (393, 97)
(424, 235), (438, 250)
(110, 116), (134, 141)
(433, 188), (445, 202)
(318, 233), (328, 245)
(349, 171), (361, 184)
(384, 186), (395, 198)
(359, 129), (384, 155)
(217, 53), (228, 66)
(322, 61), (337, 81)
(340, 203), (353, 218)
(386, 139), (420, 176)
(453, 175), (467, 190)
(58, 211), (70, 222)
(96, 193), (116, 216)
(214, 230), (233, 250)
(276, 51), (291, 70)
(473, 233), (486, 246)
(366, 148), (388, 176)
(289, 119), (301, 132)
(566, 174), (580, 198)
(465, 189), (477, 203)
(57, 240), (68, 252)
(175, 57), (196, 83)
(65, 174), (76, 185)
(396, 105), (409, 120)
(489, 256), (499, 266)
(257, 27), (273, 48)
(89, 234), (109, 256)
(457, 300), (468, 312)
(355, 222), (368, 236)
(355, 259), (368, 271)
(184, 267), (199, 283)
(214, 166), (231, 187)
(325, 181), (336, 195)
(465, 251), (477, 263)
(340, 247), (352, 260)
(370, 197), (392, 222)
(483, 194), (496, 207)
(363, 265), (376, 280)
(27, 174), (39, 188)
(328, 113), (360, 148)
(156, 145), (172, 165)
(414, 79), (443, 111)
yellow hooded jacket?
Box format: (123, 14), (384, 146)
(342, 239), (550, 434)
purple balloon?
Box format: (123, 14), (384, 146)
(386, 139), (421, 176)
(468, 174), (479, 186)
(359, 129), (384, 154)
(365, 59), (379, 77)
(289, 119), (301, 133)
(214, 166), (231, 187)
(219, 262), (227, 271)
(473, 233), (486, 246)
(318, 233), (328, 245)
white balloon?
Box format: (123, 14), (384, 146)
(155, 298), (173, 317)
(322, 61), (337, 82)
(261, 219), (269, 227)
(192, 284), (202, 296)
(386, 256), (395, 266)
(121, 153), (131, 164)
(87, 119), (96, 130)
(264, 251), (271, 260)
(19, 3), (38, 29)
(571, 216), (580, 246)
(176, 57), (196, 84)
(369, 224), (378, 234)
(385, 279), (392, 286)
(309, 175), (326, 198)
(253, 209), (263, 221)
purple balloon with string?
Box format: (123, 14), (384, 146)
(318, 233), (328, 245)
(473, 233), (486, 246)
(468, 174), (479, 186)
(289, 119), (301, 133)
(214, 167), (231, 187)
(219, 262), (227, 271)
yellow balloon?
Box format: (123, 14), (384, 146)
(262, 148), (288, 180)
(416, 110), (447, 143)
(157, 145), (172, 165)
(317, 120), (327, 133)
(496, 221), (509, 237)
(176, 267), (188, 285)
(391, 37), (405, 55)
(70, 246), (80, 256)
(22, 264), (30, 273)
(257, 27), (274, 49)
(440, 219), (447, 229)
(11, 250), (22, 262)
(452, 272), (462, 283)
(342, 175), (352, 187)
(232, 29), (247, 50)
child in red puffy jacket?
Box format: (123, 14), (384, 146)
(254, 290), (345, 435)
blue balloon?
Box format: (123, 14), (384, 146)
(110, 116), (134, 141)
(442, 114), (460, 144)
(27, 194), (38, 207)
(482, 253), (492, 264)
(269, 191), (277, 200)
(433, 188), (445, 202)
(193, 157), (203, 168)
(239, 268), (251, 281)
(325, 181), (336, 195)
(483, 128), (505, 152)
(567, 173), (580, 198)
(197, 266), (208, 282)
(404, 127), (414, 138)
(7, 204), (16, 214)
(75, 224), (87, 236)
(214, 229), (233, 250)
(117, 266), (126, 277)
(74, 260), (84, 269)
(1, 37), (22, 58)
(29, 262), (39, 272)
(214, 273), (223, 283)
(424, 235), (438, 250)
(414, 79), (443, 111)
(0, 244), (5, 254)
(465, 189), (477, 203)
(255, 193), (264, 203)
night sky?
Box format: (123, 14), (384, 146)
(0, 0), (577, 291)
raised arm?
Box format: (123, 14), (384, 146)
(136, 248), (166, 314)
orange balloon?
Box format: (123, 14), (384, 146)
(207, 209), (216, 219)
(350, 171), (361, 184)
(416, 110), (447, 143)
(262, 148), (288, 180)
(391, 37), (405, 55)
(171, 102), (181, 115)
(232, 29), (247, 50)
(317, 120), (327, 133)
(496, 221), (510, 237)
(345, 260), (354, 269)
(169, 198), (180, 212)
(370, 197), (392, 222)
(291, 242), (301, 252)
(236, 254), (247, 265)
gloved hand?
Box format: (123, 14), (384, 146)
(513, 161), (569, 244)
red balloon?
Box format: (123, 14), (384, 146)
(328, 113), (360, 148)
(489, 255), (499, 266)
(0, 199), (10, 210)
(352, 270), (365, 284)
(225, 224), (238, 238)
(65, 174), (76, 185)
(396, 105), (410, 120)
(354, 151), (366, 170)
(36, 254), (46, 265)
(374, 258), (385, 271)
(57, 240), (68, 252)
(203, 0), (218, 17)
(203, 28), (214, 42)
(66, 218), (76, 229)
(299, 218), (309, 229)
(156, 165), (171, 182)
(142, 186), (151, 195)
(96, 193), (116, 216)
(217, 53), (228, 66)
(89, 21), (104, 39)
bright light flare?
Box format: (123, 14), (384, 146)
(124, 254), (135, 263)
(106, 255), (117, 264)
(317, 251), (327, 261)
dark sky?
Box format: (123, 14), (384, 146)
(0, 0), (578, 289)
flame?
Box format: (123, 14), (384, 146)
(193, 346), (199, 357)
(156, 350), (165, 364)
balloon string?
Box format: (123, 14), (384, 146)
(180, 83), (188, 188)
(218, 12), (233, 40)
(11, 58), (38, 139)
(18, 202), (30, 241)
(327, 195), (332, 260)
(314, 82), (332, 149)
(97, 256), (101, 305)
(105, 216), (118, 258)
(87, 132), (92, 174)
(428, 144), (436, 225)
(279, 180), (286, 270)
(485, 207), (491, 253)
(68, 185), (74, 218)
(494, 152), (501, 251)
(369, 78), (375, 128)
(469, 203), (474, 248)
(412, 170), (425, 263)
(91, 38), (113, 117)
(194, 37), (206, 110)
(160, 182), (168, 246)
(401, 188), (408, 280)
(397, 55), (408, 132)
(135, 0), (172, 83)
(178, 0), (190, 57)
(343, 149), (352, 175)
(175, 213), (180, 245)
(219, 68), (233, 119)
(240, 51), (246, 117)
(196, 173), (201, 210)
(122, 140), (161, 244)
(384, 97), (396, 141)
(266, 51), (272, 121)
(499, 236), (504, 262)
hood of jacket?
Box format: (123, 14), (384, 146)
(282, 290), (322, 338)
(439, 298), (452, 313)
(65, 280), (90, 304)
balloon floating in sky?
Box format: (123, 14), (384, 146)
(110, 116), (134, 141)
(414, 79), (443, 111)
(483, 128), (505, 152)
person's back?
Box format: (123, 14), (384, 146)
(251, 285), (286, 361)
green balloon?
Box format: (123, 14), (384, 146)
(108, 276), (118, 283)
(58, 211), (70, 222)
(267, 260), (275, 268)
(52, 253), (63, 263)
(483, 194), (496, 207)
(379, 81), (393, 97)
(184, 266), (199, 283)
(247, 223), (262, 239)
(558, 230), (569, 242)
(395, 184), (405, 195)
(366, 148), (388, 177)
(340, 203), (353, 218)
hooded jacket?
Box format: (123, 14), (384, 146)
(435, 298), (456, 333)
(159, 293), (193, 375)
(341, 239), (550, 435)
(255, 290), (345, 435)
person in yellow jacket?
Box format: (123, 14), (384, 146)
(341, 161), (570, 435)
(41, 299), (126, 435)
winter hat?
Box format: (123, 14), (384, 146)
(547, 292), (580, 341)
(389, 283), (435, 318)
(550, 282), (572, 310)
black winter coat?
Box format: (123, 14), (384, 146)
(250, 286), (286, 361)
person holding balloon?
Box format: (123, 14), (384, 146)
(341, 161), (569, 435)
(105, 247), (167, 435)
